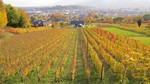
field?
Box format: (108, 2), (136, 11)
(103, 27), (150, 45)
(0, 28), (150, 84)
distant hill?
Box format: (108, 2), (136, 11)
(48, 5), (96, 10)
(50, 0), (150, 8)
(20, 5), (96, 12)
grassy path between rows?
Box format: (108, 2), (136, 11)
(102, 28), (150, 45)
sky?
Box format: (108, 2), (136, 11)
(3, 0), (150, 8)
(3, 0), (62, 7)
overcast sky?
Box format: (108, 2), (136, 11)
(3, 0), (150, 8)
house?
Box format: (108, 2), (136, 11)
(31, 20), (52, 27)
(37, 20), (44, 26)
(70, 20), (85, 28)
(43, 21), (52, 27)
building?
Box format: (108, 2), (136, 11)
(70, 20), (85, 28)
(31, 20), (52, 27)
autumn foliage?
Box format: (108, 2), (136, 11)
(18, 9), (31, 28)
(6, 27), (50, 34)
(0, 0), (8, 28)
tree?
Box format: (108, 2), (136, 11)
(0, 0), (8, 28)
(30, 16), (38, 22)
(126, 16), (133, 24)
(82, 17), (90, 23)
(60, 21), (64, 28)
(52, 22), (60, 28)
(88, 13), (94, 23)
(18, 9), (31, 28)
(113, 17), (125, 23)
(132, 15), (142, 23)
(74, 16), (79, 21)
(6, 4), (21, 27)
(143, 14), (150, 21)
(50, 13), (67, 22)
(137, 19), (142, 27)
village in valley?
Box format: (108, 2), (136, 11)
(17, 5), (150, 28)
(19, 5), (150, 28)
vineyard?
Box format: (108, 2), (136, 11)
(6, 27), (50, 34)
(0, 28), (150, 84)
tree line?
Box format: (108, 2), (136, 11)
(0, 0), (30, 28)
